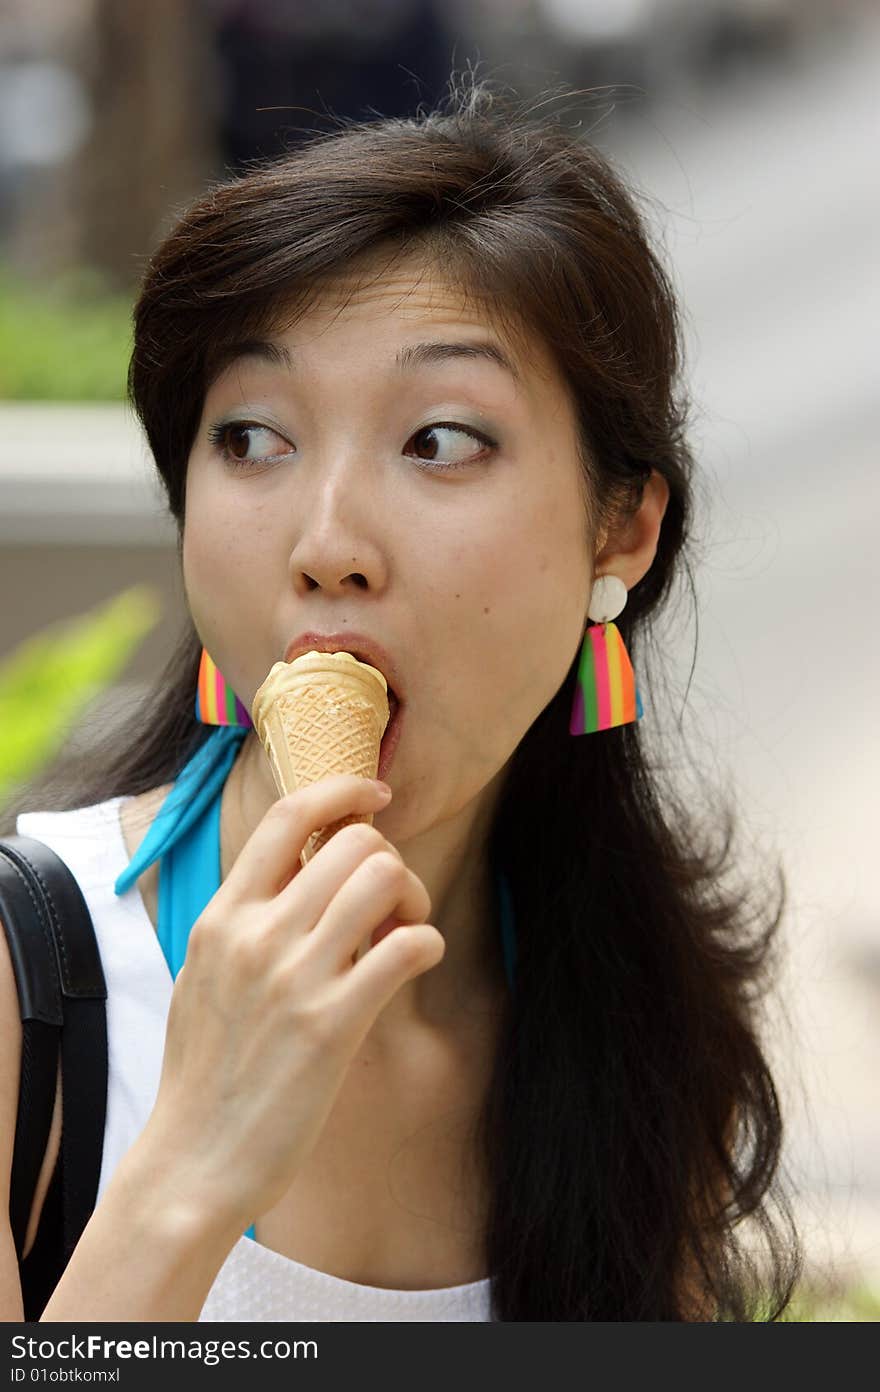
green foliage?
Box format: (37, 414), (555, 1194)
(0, 267), (133, 400)
(0, 585), (161, 812)
(737, 1274), (880, 1322)
(780, 1278), (880, 1322)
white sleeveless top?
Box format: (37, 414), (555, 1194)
(15, 798), (494, 1322)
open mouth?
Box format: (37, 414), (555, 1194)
(316, 647), (402, 781)
(378, 688), (403, 781)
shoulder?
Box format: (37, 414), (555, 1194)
(11, 799), (128, 894)
(12, 786), (173, 863)
(15, 797), (128, 840)
(118, 784), (174, 861)
(118, 786), (174, 934)
(13, 789), (169, 933)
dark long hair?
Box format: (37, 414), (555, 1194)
(4, 70), (801, 1319)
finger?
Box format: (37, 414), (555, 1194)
(308, 850), (432, 972)
(335, 923), (446, 1037)
(220, 775), (392, 903)
(275, 819), (407, 935)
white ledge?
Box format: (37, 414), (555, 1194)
(0, 402), (177, 546)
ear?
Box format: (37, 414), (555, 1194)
(593, 469), (670, 589)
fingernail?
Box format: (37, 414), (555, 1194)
(372, 781), (392, 797)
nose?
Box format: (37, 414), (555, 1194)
(287, 470), (387, 598)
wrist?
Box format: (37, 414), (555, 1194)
(113, 1134), (250, 1252)
(39, 1135), (248, 1322)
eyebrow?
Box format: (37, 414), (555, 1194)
(394, 340), (520, 382)
(212, 337), (520, 383)
(211, 338), (293, 375)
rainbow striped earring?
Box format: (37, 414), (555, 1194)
(569, 574), (643, 735)
(195, 647), (254, 728)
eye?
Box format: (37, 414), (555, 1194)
(207, 421), (294, 468)
(405, 422), (495, 472)
(207, 417), (496, 473)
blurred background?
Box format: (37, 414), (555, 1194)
(1, 0), (878, 1315)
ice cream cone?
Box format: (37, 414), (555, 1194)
(251, 650), (390, 867)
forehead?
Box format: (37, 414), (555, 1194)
(297, 251), (505, 323)
(203, 250), (568, 415)
(261, 251), (548, 381)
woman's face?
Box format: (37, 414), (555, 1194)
(183, 254), (594, 833)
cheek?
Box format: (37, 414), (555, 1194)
(183, 467), (273, 594)
(426, 501), (588, 770)
(479, 567), (584, 744)
(483, 490), (589, 662)
(181, 478), (270, 689)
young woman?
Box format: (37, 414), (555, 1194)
(0, 72), (800, 1321)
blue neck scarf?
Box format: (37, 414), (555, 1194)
(114, 725), (517, 1242)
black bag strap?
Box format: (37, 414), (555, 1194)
(0, 834), (108, 1298)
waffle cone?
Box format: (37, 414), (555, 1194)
(251, 651), (390, 867)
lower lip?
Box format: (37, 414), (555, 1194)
(377, 699), (404, 782)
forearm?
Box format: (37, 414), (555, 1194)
(39, 1146), (244, 1323)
